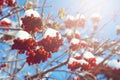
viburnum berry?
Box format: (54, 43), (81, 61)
(0, 18), (12, 26)
(21, 15), (43, 33)
(64, 14), (86, 28)
(0, 64), (6, 70)
(68, 61), (81, 71)
(68, 58), (90, 71)
(64, 29), (81, 42)
(80, 41), (88, 48)
(91, 13), (101, 24)
(85, 58), (97, 66)
(82, 51), (97, 68)
(5, 0), (16, 7)
(26, 47), (51, 65)
(38, 28), (63, 53)
(69, 38), (81, 51)
(64, 15), (75, 28)
(0, 0), (4, 6)
(12, 30), (36, 54)
(75, 14), (86, 27)
(73, 77), (81, 80)
(12, 38), (37, 54)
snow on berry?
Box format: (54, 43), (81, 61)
(12, 31), (37, 53)
(15, 30), (32, 39)
(38, 28), (63, 53)
(73, 77), (81, 80)
(79, 59), (89, 65)
(64, 29), (81, 42)
(80, 40), (88, 48)
(75, 14), (86, 27)
(43, 28), (61, 39)
(75, 30), (81, 39)
(68, 57), (88, 65)
(64, 15), (75, 28)
(91, 13), (101, 24)
(96, 57), (104, 64)
(5, 0), (16, 7)
(64, 29), (73, 36)
(68, 58), (79, 64)
(70, 38), (80, 45)
(83, 51), (96, 66)
(0, 18), (12, 26)
(116, 25), (120, 35)
(24, 9), (40, 17)
(68, 58), (89, 71)
(65, 15), (75, 21)
(107, 59), (120, 70)
(83, 51), (95, 59)
(69, 38), (81, 51)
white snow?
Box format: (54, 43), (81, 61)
(15, 30), (32, 39)
(24, 9), (40, 17)
(68, 58), (88, 64)
(64, 29), (73, 36)
(92, 38), (98, 42)
(43, 28), (61, 39)
(75, 30), (81, 35)
(74, 52), (81, 57)
(68, 58), (78, 64)
(107, 59), (120, 69)
(79, 59), (88, 64)
(96, 57), (104, 64)
(83, 51), (95, 59)
(65, 15), (74, 21)
(116, 25), (120, 30)
(13, 0), (15, 3)
(70, 38), (80, 44)
(1, 18), (12, 24)
(75, 14), (85, 20)
(97, 48), (103, 52)
(91, 13), (101, 19)
(80, 40), (87, 45)
(91, 13), (101, 23)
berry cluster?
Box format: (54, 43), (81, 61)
(21, 15), (43, 33)
(69, 39), (88, 51)
(85, 58), (96, 67)
(65, 18), (75, 28)
(26, 47), (51, 65)
(105, 68), (120, 80)
(12, 38), (37, 53)
(0, 0), (15, 14)
(64, 15), (86, 28)
(0, 0), (15, 7)
(38, 32), (63, 53)
(0, 18), (12, 26)
(12, 28), (63, 65)
(0, 0), (4, 6)
(68, 61), (81, 71)
(5, 0), (15, 7)
(64, 29), (81, 42)
(0, 64), (6, 70)
(68, 52), (96, 71)
(69, 42), (81, 51)
(12, 37), (52, 65)
(68, 58), (91, 71)
(73, 77), (81, 80)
